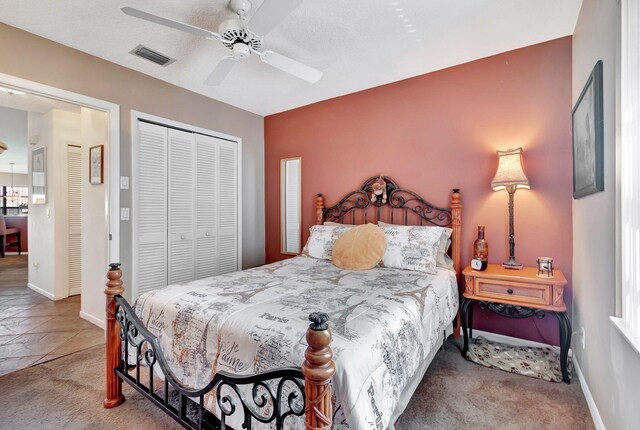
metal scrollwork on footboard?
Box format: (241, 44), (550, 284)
(114, 295), (306, 430)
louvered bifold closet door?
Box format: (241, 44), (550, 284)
(217, 140), (238, 274)
(195, 134), (218, 279)
(136, 121), (168, 295)
(168, 128), (195, 284)
(67, 145), (82, 296)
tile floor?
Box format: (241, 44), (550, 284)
(0, 255), (104, 376)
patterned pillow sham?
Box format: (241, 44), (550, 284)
(378, 221), (453, 270)
(302, 225), (354, 260)
(380, 225), (445, 274)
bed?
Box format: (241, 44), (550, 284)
(103, 175), (463, 430)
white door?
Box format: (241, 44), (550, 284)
(136, 121), (168, 295)
(195, 134), (218, 279)
(217, 140), (238, 274)
(167, 128), (195, 284)
(134, 117), (240, 298)
(67, 145), (82, 296)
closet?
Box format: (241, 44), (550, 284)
(134, 120), (239, 297)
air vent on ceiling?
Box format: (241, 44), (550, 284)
(130, 45), (175, 66)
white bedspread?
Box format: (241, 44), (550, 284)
(133, 256), (458, 429)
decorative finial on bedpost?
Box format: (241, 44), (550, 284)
(302, 312), (335, 430)
(308, 312), (330, 330)
(316, 194), (325, 225)
(104, 263), (125, 409)
(105, 263), (124, 296)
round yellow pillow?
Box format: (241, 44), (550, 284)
(331, 223), (387, 270)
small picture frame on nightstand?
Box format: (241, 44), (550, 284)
(537, 257), (554, 278)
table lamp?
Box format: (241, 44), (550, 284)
(491, 147), (530, 269)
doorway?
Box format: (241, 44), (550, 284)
(0, 75), (119, 375)
(0, 73), (120, 328)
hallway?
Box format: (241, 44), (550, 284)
(0, 255), (103, 376)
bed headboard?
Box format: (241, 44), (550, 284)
(315, 175), (462, 277)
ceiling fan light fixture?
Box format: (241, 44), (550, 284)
(232, 43), (251, 60)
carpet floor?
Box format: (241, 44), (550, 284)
(0, 338), (594, 430)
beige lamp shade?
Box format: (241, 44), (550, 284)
(491, 147), (530, 191)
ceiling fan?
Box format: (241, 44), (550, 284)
(121, 0), (322, 85)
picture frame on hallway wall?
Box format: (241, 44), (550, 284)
(31, 146), (46, 204)
(89, 144), (104, 185)
(571, 60), (604, 199)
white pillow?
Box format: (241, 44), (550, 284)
(303, 225), (354, 260)
(380, 225), (445, 274)
(378, 221), (453, 270)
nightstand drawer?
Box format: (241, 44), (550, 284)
(475, 279), (551, 306)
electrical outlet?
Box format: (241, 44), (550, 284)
(120, 176), (129, 190)
(120, 207), (130, 221)
(581, 327), (586, 349)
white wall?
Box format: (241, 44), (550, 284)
(27, 109), (81, 299)
(572, 0), (640, 428)
(80, 107), (109, 326)
(0, 106), (28, 174)
(27, 112), (52, 297)
(0, 172), (28, 186)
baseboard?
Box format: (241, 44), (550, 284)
(27, 283), (64, 300)
(80, 311), (105, 331)
(573, 356), (606, 430)
(3, 251), (28, 255)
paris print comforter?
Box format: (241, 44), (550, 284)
(133, 256), (458, 429)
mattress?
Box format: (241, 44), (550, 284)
(133, 256), (458, 429)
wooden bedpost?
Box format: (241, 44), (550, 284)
(103, 263), (125, 408)
(302, 312), (335, 430)
(316, 193), (325, 225)
(450, 189), (463, 336)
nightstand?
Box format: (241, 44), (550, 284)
(461, 264), (571, 383)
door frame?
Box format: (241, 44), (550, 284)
(0, 73), (120, 322)
(131, 110), (242, 299)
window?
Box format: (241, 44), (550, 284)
(613, 0), (640, 352)
(1, 186), (29, 215)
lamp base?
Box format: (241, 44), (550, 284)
(502, 259), (523, 270)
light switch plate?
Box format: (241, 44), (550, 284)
(120, 208), (130, 221)
(120, 176), (129, 190)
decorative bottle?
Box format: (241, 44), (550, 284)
(473, 226), (488, 262)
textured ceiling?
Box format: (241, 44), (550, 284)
(0, 0), (582, 116)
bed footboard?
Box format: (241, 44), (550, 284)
(103, 264), (336, 430)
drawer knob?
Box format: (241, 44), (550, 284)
(507, 289), (514, 295)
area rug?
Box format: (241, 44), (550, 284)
(465, 336), (572, 382)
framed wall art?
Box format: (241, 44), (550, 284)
(31, 146), (46, 204)
(90, 144), (104, 184)
(572, 60), (604, 199)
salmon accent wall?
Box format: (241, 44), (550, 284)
(265, 37), (573, 345)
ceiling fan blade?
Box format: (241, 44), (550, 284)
(246, 0), (302, 36)
(260, 51), (322, 83)
(121, 7), (220, 40)
(204, 57), (237, 86)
